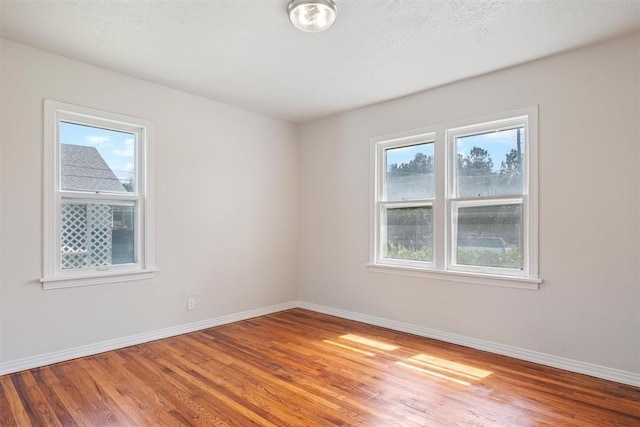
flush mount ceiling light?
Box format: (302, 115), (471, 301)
(288, 0), (337, 33)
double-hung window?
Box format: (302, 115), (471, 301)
(42, 100), (156, 289)
(378, 135), (436, 266)
(371, 108), (540, 289)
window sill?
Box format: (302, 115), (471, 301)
(40, 268), (158, 290)
(366, 263), (541, 290)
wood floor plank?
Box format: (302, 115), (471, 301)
(12, 372), (63, 427)
(89, 353), (185, 426)
(47, 363), (113, 426)
(0, 376), (29, 426)
(120, 345), (271, 426)
(175, 334), (361, 425)
(9, 373), (49, 426)
(30, 368), (76, 426)
(155, 339), (331, 425)
(1, 308), (639, 426)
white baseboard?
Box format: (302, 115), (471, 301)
(0, 301), (296, 376)
(296, 301), (640, 387)
(2, 299), (638, 387)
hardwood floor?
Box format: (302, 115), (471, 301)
(1, 309), (639, 426)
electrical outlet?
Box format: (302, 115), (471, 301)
(187, 296), (195, 311)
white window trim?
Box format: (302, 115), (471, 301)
(369, 107), (540, 290)
(41, 100), (157, 290)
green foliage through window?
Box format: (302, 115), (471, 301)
(386, 243), (433, 262)
(385, 206), (433, 262)
(457, 248), (523, 269)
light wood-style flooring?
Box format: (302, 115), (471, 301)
(1, 309), (639, 426)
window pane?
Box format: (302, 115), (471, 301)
(384, 206), (433, 262)
(386, 142), (434, 200)
(60, 122), (135, 193)
(61, 200), (136, 269)
(455, 204), (522, 269)
(455, 127), (524, 197)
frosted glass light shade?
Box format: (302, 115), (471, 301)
(288, 0), (337, 33)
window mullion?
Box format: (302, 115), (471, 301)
(380, 199), (433, 208)
(59, 191), (139, 202)
(434, 128), (446, 270)
(450, 197), (523, 208)
(449, 194), (523, 204)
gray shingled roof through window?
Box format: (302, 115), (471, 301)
(61, 144), (126, 192)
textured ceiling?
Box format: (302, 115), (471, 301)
(1, 0), (639, 123)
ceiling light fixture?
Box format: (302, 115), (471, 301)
(288, 0), (337, 33)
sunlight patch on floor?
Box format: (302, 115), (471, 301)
(323, 340), (376, 356)
(410, 354), (492, 379)
(396, 361), (471, 386)
(339, 334), (399, 351)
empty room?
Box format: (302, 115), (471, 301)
(1, 0), (639, 425)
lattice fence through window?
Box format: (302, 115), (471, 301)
(61, 203), (113, 269)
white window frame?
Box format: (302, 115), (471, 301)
(41, 100), (156, 289)
(369, 107), (541, 290)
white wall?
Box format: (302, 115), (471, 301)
(0, 41), (4, 364)
(0, 39), (298, 363)
(1, 34), (639, 380)
(298, 34), (640, 374)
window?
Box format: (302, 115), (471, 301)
(381, 139), (435, 264)
(370, 108), (539, 289)
(42, 100), (156, 289)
